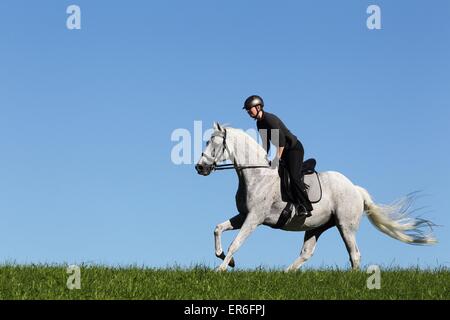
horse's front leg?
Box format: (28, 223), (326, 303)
(216, 216), (260, 272)
(215, 214), (246, 268)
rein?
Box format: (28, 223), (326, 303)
(214, 163), (271, 171)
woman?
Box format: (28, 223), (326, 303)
(243, 95), (314, 216)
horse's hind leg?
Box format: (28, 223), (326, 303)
(286, 219), (335, 272)
(336, 225), (361, 270)
(214, 213), (246, 268)
(335, 200), (364, 270)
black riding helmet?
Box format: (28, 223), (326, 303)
(243, 95), (264, 110)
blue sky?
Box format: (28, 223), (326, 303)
(0, 0), (449, 269)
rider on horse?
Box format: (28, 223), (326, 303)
(243, 95), (314, 216)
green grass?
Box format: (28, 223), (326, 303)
(0, 264), (448, 300)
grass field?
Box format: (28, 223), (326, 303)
(0, 264), (448, 300)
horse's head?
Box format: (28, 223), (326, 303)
(195, 122), (231, 176)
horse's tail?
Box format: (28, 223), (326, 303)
(355, 186), (437, 245)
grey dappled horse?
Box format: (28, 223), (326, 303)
(195, 123), (437, 272)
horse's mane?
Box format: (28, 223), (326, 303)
(219, 124), (269, 165)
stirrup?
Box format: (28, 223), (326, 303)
(295, 203), (313, 218)
(294, 203), (308, 217)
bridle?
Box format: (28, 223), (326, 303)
(202, 128), (271, 172)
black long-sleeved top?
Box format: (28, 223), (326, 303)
(256, 111), (298, 154)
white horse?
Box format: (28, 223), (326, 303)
(195, 123), (437, 272)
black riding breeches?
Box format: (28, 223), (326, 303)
(282, 142), (314, 211)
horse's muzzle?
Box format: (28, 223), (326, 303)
(195, 163), (214, 176)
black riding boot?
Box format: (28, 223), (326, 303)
(294, 184), (314, 213)
(284, 142), (314, 215)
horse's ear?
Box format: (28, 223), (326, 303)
(213, 122), (218, 131)
(216, 122), (223, 132)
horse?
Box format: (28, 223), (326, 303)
(195, 122), (437, 272)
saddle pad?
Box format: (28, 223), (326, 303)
(303, 172), (322, 204)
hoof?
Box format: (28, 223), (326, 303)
(215, 266), (227, 272)
(285, 265), (299, 273)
